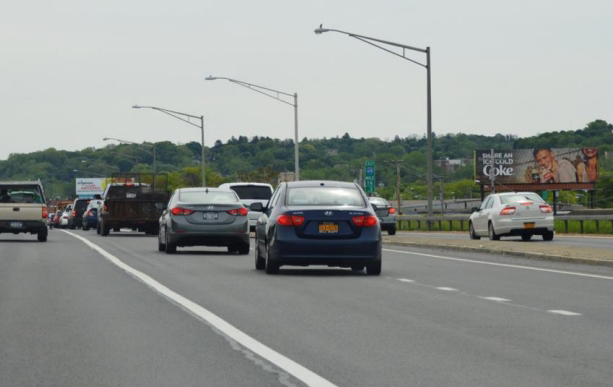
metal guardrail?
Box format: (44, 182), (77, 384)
(396, 214), (613, 234)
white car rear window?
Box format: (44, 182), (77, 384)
(500, 194), (544, 205)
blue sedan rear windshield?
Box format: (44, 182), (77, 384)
(179, 191), (238, 204)
(287, 188), (365, 206)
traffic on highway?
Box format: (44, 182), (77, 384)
(2, 175), (613, 386)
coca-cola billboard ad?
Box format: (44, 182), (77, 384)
(474, 148), (598, 184)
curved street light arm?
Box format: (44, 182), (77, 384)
(315, 27), (428, 68)
(207, 77), (295, 107)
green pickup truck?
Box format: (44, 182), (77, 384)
(0, 180), (48, 242)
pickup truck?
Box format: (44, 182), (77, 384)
(0, 180), (48, 241)
(98, 174), (169, 236)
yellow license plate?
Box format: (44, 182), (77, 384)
(524, 222), (535, 229)
(319, 223), (339, 234)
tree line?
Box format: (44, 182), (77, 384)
(1, 120), (612, 206)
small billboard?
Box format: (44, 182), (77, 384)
(75, 178), (106, 197)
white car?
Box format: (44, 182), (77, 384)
(218, 182), (273, 231)
(469, 192), (554, 241)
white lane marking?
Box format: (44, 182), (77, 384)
(436, 287), (458, 291)
(548, 310), (582, 316)
(397, 278), (414, 283)
(64, 231), (338, 387)
(480, 297), (512, 302)
(383, 248), (613, 280)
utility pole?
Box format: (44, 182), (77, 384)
(489, 148), (496, 194)
(439, 176), (444, 216)
(386, 160), (403, 214)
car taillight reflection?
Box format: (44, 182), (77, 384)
(276, 214), (305, 226)
(352, 215), (378, 227)
(171, 207), (195, 216)
(227, 207), (248, 216)
(539, 204), (553, 213)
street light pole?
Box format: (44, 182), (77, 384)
(206, 76), (300, 181)
(103, 137), (156, 174)
(314, 26), (434, 216)
(132, 105), (206, 187)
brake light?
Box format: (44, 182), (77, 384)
(276, 214), (305, 226)
(227, 207), (248, 216)
(389, 207), (396, 214)
(171, 207), (195, 216)
(500, 207), (516, 215)
(291, 215), (305, 226)
(72, 210), (76, 217)
(42, 207), (48, 219)
(539, 204), (553, 213)
(104, 202), (108, 211)
(352, 215), (378, 227)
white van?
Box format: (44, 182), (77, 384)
(218, 182), (274, 230)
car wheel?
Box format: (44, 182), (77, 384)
(387, 225), (396, 236)
(69, 224), (75, 230)
(238, 242), (250, 255)
(366, 260), (381, 276)
(101, 220), (109, 236)
(165, 228), (177, 254)
(227, 245), (239, 254)
(37, 230), (47, 242)
(96, 223), (101, 234)
(488, 222), (500, 241)
(351, 266), (364, 272)
(543, 231), (554, 241)
(521, 234), (532, 241)
(158, 228), (166, 252)
(83, 222), (90, 231)
(469, 222), (481, 240)
(264, 244), (280, 275)
(254, 236), (265, 270)
(113, 227), (120, 232)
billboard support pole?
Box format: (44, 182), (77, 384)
(553, 190), (558, 216)
(489, 149), (495, 193)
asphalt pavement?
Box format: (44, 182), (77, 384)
(1, 229), (612, 387)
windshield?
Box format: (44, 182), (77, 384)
(229, 185), (272, 200)
(368, 197), (389, 206)
(500, 193), (544, 204)
(179, 191), (239, 204)
(287, 187), (365, 206)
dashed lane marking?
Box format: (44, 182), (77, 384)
(548, 310), (582, 316)
(480, 297), (512, 302)
(383, 248), (613, 280)
(436, 287), (458, 291)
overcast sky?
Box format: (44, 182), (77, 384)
(1, 0), (612, 160)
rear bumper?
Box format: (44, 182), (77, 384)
(494, 217), (554, 236)
(0, 220), (46, 233)
(168, 218), (250, 247)
(270, 232), (382, 267)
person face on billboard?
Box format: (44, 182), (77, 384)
(532, 148), (578, 183)
(582, 147), (598, 182)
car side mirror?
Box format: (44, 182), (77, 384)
(249, 202), (264, 212)
(471, 207), (480, 213)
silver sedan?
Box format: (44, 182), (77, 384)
(158, 188), (250, 254)
(469, 192), (554, 241)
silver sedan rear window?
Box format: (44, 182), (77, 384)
(179, 191), (239, 204)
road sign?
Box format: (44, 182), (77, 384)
(365, 161), (375, 193)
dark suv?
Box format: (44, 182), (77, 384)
(68, 198), (91, 229)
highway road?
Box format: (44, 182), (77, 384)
(404, 231), (613, 250)
(1, 229), (612, 387)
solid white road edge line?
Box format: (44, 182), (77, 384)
(383, 248), (613, 280)
(64, 231), (338, 387)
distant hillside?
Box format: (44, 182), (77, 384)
(0, 120), (611, 202)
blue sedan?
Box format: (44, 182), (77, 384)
(252, 181), (382, 275)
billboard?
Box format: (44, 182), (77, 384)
(75, 178), (107, 196)
(475, 148), (598, 184)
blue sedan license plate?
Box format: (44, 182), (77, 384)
(319, 222), (338, 234)
(203, 212), (218, 220)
